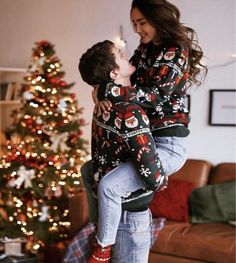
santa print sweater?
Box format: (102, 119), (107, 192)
(91, 101), (167, 211)
(97, 41), (191, 137)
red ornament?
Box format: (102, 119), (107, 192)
(25, 119), (34, 126)
(79, 118), (86, 125)
(78, 129), (83, 136)
(48, 77), (60, 84)
(18, 213), (26, 221)
(59, 80), (67, 87)
(6, 155), (17, 162)
(70, 93), (76, 99)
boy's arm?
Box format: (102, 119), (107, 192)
(119, 103), (167, 191)
(97, 83), (139, 104)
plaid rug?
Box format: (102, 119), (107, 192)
(63, 217), (166, 263)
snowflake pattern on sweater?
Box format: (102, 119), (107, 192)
(91, 100), (167, 203)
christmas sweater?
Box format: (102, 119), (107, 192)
(91, 99), (167, 210)
(97, 42), (190, 137)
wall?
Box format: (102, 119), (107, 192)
(0, 0), (235, 164)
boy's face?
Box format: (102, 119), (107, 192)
(112, 47), (136, 79)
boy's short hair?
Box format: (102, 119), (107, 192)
(79, 40), (118, 86)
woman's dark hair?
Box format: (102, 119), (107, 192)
(131, 0), (207, 86)
(79, 40), (117, 86)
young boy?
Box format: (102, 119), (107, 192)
(79, 40), (167, 263)
(79, 40), (187, 263)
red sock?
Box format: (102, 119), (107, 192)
(87, 239), (111, 263)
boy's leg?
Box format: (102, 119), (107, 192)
(84, 136), (187, 245)
(94, 136), (187, 246)
(96, 136), (187, 246)
(96, 161), (146, 247)
(112, 209), (152, 263)
(81, 160), (98, 223)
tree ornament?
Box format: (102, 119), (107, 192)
(45, 185), (62, 199)
(50, 132), (70, 152)
(10, 133), (21, 145)
(59, 80), (66, 87)
(18, 213), (26, 222)
(6, 193), (14, 207)
(57, 98), (68, 112)
(36, 117), (43, 125)
(39, 205), (49, 222)
(23, 91), (34, 100)
(25, 238), (42, 254)
(8, 166), (35, 189)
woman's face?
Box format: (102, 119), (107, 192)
(131, 7), (157, 44)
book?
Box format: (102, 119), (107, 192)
(13, 83), (22, 100)
(5, 83), (15, 100)
(0, 83), (9, 100)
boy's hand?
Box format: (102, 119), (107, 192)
(92, 86), (112, 116)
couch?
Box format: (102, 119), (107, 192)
(68, 159), (236, 263)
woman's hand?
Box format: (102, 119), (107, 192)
(92, 86), (112, 115)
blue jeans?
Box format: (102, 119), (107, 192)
(112, 209), (152, 263)
(81, 137), (187, 257)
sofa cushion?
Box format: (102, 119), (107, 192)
(189, 180), (235, 223)
(209, 163), (236, 184)
(171, 159), (211, 188)
(149, 179), (195, 222)
(151, 221), (235, 263)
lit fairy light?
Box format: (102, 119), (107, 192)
(51, 88), (57, 94)
(29, 102), (39, 108)
(15, 199), (23, 208)
(36, 76), (42, 82)
(35, 85), (43, 92)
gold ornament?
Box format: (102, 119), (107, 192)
(10, 133), (21, 145)
(25, 240), (41, 254)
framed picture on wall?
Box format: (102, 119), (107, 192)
(209, 89), (236, 126)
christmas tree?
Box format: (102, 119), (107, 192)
(0, 41), (88, 250)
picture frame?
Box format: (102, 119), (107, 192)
(209, 89), (236, 126)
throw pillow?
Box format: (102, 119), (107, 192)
(149, 178), (195, 222)
(189, 180), (235, 223)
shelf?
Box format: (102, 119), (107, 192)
(0, 67), (27, 73)
(0, 100), (21, 105)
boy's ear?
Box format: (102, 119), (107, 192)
(109, 69), (119, 80)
